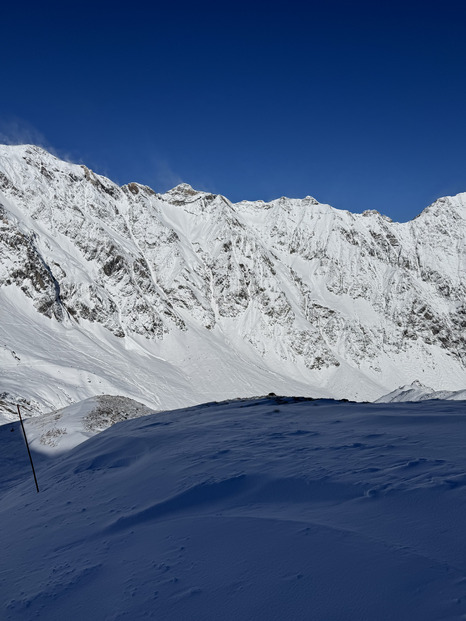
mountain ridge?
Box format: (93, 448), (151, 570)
(0, 143), (465, 417)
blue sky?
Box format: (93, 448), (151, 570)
(2, 1), (466, 221)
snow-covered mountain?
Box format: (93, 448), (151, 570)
(376, 380), (466, 403)
(1, 144), (465, 416)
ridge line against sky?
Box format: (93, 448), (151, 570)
(1, 0), (466, 222)
(2, 141), (465, 225)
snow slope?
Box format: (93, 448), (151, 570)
(376, 380), (466, 402)
(0, 284), (328, 424)
(23, 395), (154, 454)
(0, 144), (465, 413)
(2, 396), (466, 620)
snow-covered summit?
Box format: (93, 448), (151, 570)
(416, 192), (466, 219)
(0, 144), (465, 414)
(162, 182), (210, 203)
(376, 381), (466, 403)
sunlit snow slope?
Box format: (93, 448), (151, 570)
(2, 397), (466, 620)
(23, 395), (154, 454)
(376, 380), (466, 402)
(1, 144), (465, 415)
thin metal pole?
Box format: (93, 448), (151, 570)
(17, 404), (39, 493)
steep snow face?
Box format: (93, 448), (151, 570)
(0, 144), (465, 412)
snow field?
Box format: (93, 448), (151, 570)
(1, 396), (466, 619)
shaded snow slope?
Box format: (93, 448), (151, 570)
(2, 397), (466, 620)
(1, 144), (465, 410)
(376, 380), (466, 402)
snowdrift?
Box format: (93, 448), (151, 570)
(2, 396), (466, 620)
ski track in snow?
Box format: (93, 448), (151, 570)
(1, 396), (466, 620)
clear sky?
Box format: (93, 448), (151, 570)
(2, 0), (466, 221)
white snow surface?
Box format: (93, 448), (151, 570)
(376, 380), (466, 403)
(24, 395), (154, 454)
(1, 144), (465, 415)
(2, 396), (466, 620)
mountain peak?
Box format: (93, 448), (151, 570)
(0, 145), (465, 417)
(416, 193), (466, 222)
(167, 182), (202, 196)
(174, 182), (196, 191)
(161, 182), (216, 206)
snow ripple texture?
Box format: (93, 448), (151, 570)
(2, 397), (466, 620)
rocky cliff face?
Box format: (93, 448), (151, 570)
(0, 144), (465, 413)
